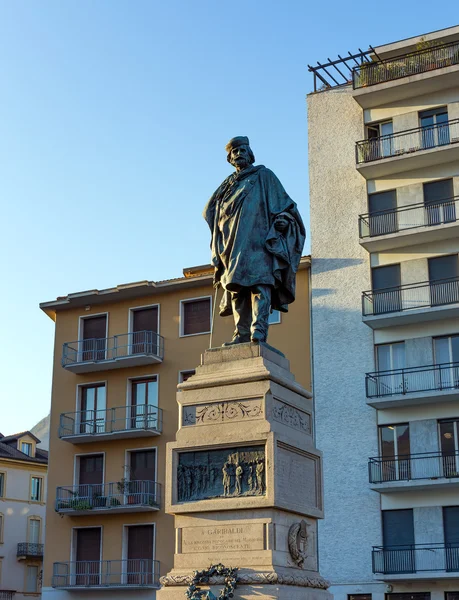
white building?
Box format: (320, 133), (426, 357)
(308, 25), (459, 600)
(0, 432), (48, 600)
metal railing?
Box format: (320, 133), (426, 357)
(359, 196), (459, 239)
(353, 40), (459, 89)
(362, 277), (459, 317)
(369, 451), (459, 483)
(17, 543), (44, 558)
(52, 559), (160, 588)
(55, 480), (161, 512)
(356, 119), (459, 164)
(366, 361), (459, 398)
(62, 330), (164, 367)
(59, 404), (163, 438)
(0, 593), (15, 600)
(372, 544), (459, 574)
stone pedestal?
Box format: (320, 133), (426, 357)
(158, 343), (332, 600)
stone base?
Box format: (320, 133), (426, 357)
(158, 583), (332, 600)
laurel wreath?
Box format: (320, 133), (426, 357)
(185, 563), (238, 600)
(288, 522), (309, 568)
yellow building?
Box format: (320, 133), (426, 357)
(0, 432), (48, 600)
(39, 258), (311, 600)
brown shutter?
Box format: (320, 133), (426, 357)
(127, 525), (154, 584)
(133, 308), (158, 333)
(82, 316), (107, 361)
(130, 450), (156, 481)
(183, 299), (210, 335)
(79, 455), (104, 485)
(76, 528), (101, 585)
(132, 308), (158, 355)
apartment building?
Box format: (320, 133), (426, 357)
(308, 25), (459, 600)
(39, 259), (311, 600)
(0, 432), (48, 600)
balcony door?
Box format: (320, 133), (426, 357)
(372, 264), (401, 315)
(423, 178), (455, 226)
(376, 342), (406, 396)
(368, 190), (398, 236)
(367, 120), (394, 160)
(131, 307), (158, 355)
(130, 378), (158, 429)
(444, 506), (459, 572)
(28, 518), (41, 546)
(127, 524), (154, 584)
(75, 527), (101, 585)
(434, 335), (459, 390)
(81, 315), (107, 362)
(420, 107), (450, 149)
(79, 454), (103, 501)
(439, 419), (459, 478)
(382, 509), (415, 574)
(379, 424), (410, 482)
(428, 254), (459, 306)
(79, 384), (106, 435)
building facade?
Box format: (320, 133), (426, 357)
(0, 432), (48, 600)
(40, 259), (311, 600)
(309, 25), (459, 600)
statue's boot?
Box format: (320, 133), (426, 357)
(222, 333), (250, 346)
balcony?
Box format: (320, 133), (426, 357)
(55, 481), (161, 515)
(52, 559), (160, 590)
(17, 543), (44, 560)
(353, 40), (459, 108)
(362, 277), (459, 328)
(359, 197), (459, 252)
(372, 544), (459, 580)
(369, 451), (459, 492)
(62, 331), (164, 373)
(365, 362), (459, 408)
(59, 405), (162, 443)
(0, 593), (15, 600)
(356, 119), (459, 178)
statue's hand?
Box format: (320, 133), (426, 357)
(274, 216), (289, 232)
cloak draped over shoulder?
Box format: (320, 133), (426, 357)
(203, 164), (305, 316)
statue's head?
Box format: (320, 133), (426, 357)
(226, 136), (255, 171)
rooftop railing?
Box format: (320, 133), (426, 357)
(62, 330), (164, 367)
(366, 361), (459, 398)
(353, 40), (459, 89)
(55, 480), (161, 513)
(356, 119), (459, 164)
(17, 543), (44, 558)
(369, 451), (459, 484)
(372, 544), (459, 574)
(362, 276), (459, 317)
(59, 404), (163, 439)
(52, 559), (160, 588)
(359, 196), (459, 239)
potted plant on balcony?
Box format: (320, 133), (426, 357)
(116, 478), (137, 504)
(93, 493), (107, 508)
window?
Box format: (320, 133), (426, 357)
(0, 473), (4, 497)
(428, 254), (459, 306)
(126, 524), (155, 584)
(439, 419), (459, 477)
(25, 565), (39, 593)
(129, 449), (156, 482)
(28, 518), (41, 544)
(81, 315), (107, 362)
(268, 310), (281, 325)
(368, 190), (397, 236)
(420, 106), (449, 148)
(434, 335), (459, 387)
(181, 297), (211, 336)
(0, 513), (3, 543)
(130, 306), (159, 355)
(443, 507), (459, 571)
(379, 424), (410, 481)
(446, 593), (459, 600)
(30, 477), (42, 502)
(179, 369), (195, 384)
(366, 120), (394, 160)
(130, 377), (159, 429)
(371, 264), (401, 314)
(375, 342), (406, 395)
(382, 509), (415, 574)
(75, 528), (101, 585)
(21, 442), (33, 457)
(388, 595), (430, 600)
(79, 384), (106, 434)
(349, 595), (372, 600)
(423, 179), (455, 225)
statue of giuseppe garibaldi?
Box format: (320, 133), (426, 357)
(203, 136), (305, 345)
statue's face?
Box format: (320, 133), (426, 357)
(230, 145), (251, 170)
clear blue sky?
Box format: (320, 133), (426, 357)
(0, 1), (455, 435)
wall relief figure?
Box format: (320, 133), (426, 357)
(288, 520), (310, 568)
(177, 446), (265, 502)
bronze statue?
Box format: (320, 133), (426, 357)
(203, 136), (305, 345)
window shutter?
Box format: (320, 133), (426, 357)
(183, 299), (211, 335)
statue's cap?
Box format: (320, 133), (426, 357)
(225, 136), (250, 153)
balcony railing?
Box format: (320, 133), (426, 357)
(52, 559), (160, 588)
(369, 451), (459, 484)
(0, 593), (15, 600)
(353, 40), (459, 89)
(59, 405), (163, 439)
(366, 361), (459, 398)
(17, 543), (44, 558)
(372, 544), (459, 574)
(356, 119), (459, 164)
(55, 480), (161, 513)
(359, 196), (459, 239)
(362, 277), (459, 317)
(62, 330), (164, 367)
